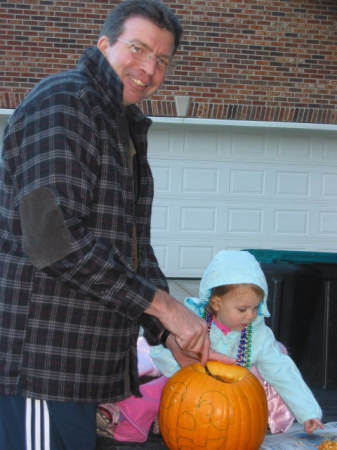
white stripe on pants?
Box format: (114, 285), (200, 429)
(25, 399), (50, 450)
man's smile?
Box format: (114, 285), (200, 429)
(129, 76), (147, 87)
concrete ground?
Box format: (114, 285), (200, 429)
(167, 278), (200, 303)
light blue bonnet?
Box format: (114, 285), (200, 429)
(186, 250), (270, 318)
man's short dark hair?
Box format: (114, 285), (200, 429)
(99, 0), (183, 55)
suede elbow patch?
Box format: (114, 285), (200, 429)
(19, 187), (72, 269)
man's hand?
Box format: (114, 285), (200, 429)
(145, 289), (210, 365)
(166, 334), (235, 368)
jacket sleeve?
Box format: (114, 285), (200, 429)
(140, 315), (165, 345)
(254, 325), (322, 424)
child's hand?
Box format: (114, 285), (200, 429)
(208, 350), (236, 365)
(304, 418), (324, 435)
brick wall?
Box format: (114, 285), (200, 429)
(1, 0), (336, 123)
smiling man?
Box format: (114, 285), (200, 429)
(0, 1), (210, 449)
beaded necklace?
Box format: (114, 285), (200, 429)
(202, 311), (252, 369)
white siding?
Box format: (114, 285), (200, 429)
(148, 119), (337, 277)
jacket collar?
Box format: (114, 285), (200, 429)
(77, 46), (125, 113)
(78, 47), (151, 130)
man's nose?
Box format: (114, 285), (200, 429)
(140, 55), (157, 74)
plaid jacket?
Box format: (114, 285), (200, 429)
(0, 47), (168, 402)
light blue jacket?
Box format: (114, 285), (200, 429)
(150, 250), (322, 425)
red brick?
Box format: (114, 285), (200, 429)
(1, 0), (336, 123)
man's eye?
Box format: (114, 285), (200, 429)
(158, 57), (169, 68)
(132, 45), (146, 56)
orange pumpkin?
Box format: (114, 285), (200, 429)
(159, 361), (268, 450)
(319, 442), (337, 450)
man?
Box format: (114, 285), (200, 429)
(0, 1), (209, 448)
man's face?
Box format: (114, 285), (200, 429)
(98, 16), (175, 105)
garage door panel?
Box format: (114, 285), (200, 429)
(323, 138), (337, 160)
(277, 135), (313, 160)
(182, 167), (219, 194)
(181, 207), (217, 232)
(178, 246), (216, 273)
(232, 132), (267, 157)
(321, 173), (337, 197)
(151, 205), (169, 231)
(228, 208), (264, 233)
(153, 245), (169, 273)
(274, 210), (309, 234)
(320, 212), (337, 235)
(149, 126), (187, 155)
(153, 166), (171, 192)
(276, 171), (310, 196)
(229, 169), (266, 194)
(184, 129), (220, 155)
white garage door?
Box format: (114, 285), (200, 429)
(148, 119), (337, 277)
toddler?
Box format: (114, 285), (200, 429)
(97, 250), (324, 442)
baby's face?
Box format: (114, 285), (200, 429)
(213, 285), (261, 331)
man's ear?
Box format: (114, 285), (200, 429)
(209, 295), (221, 312)
(97, 36), (109, 56)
